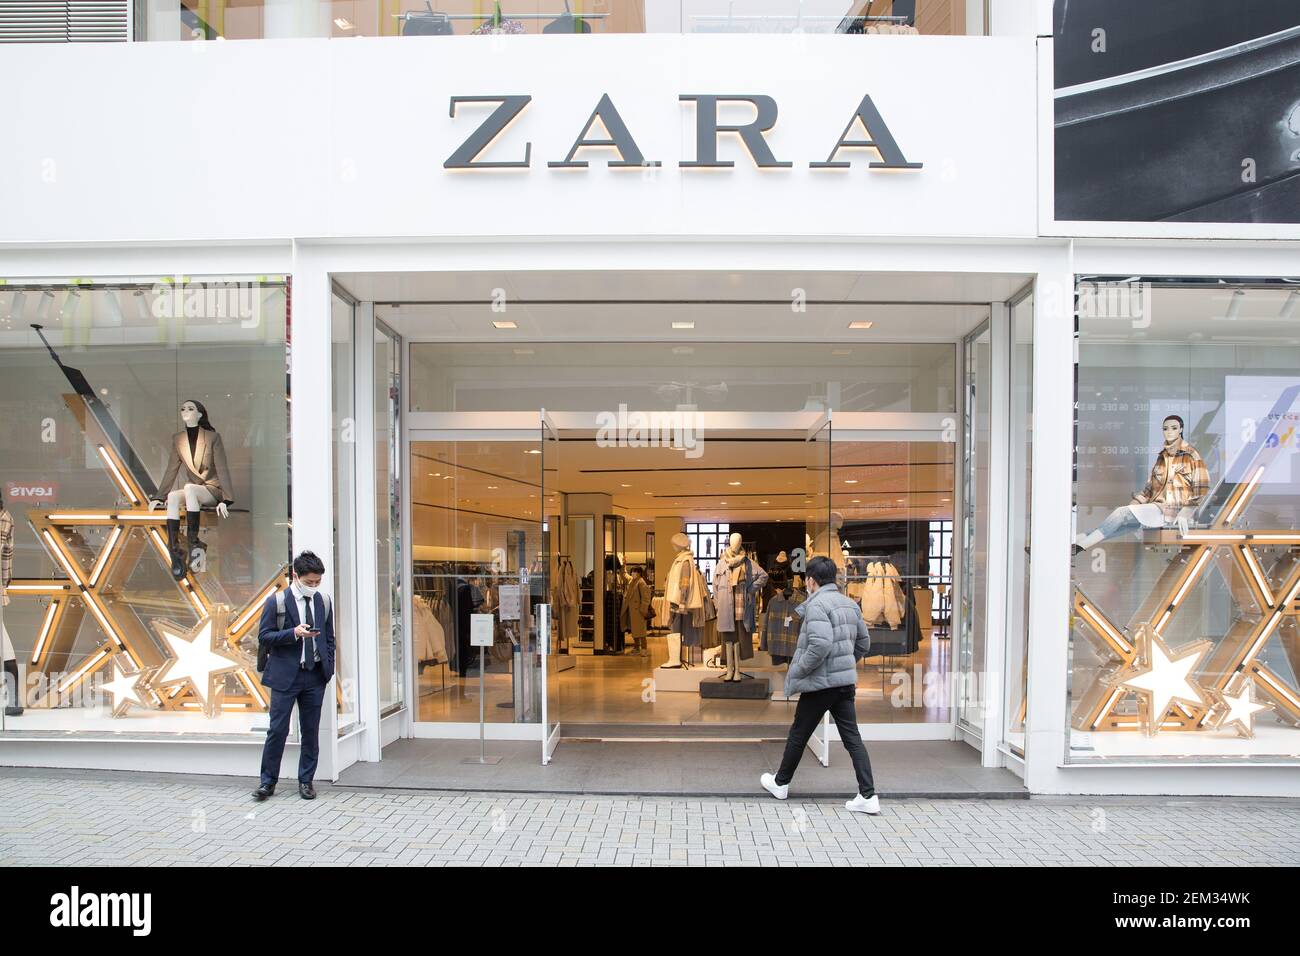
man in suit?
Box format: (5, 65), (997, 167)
(253, 550), (335, 801)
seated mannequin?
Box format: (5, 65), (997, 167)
(1074, 416), (1208, 554)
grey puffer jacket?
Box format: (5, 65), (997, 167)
(784, 583), (870, 696)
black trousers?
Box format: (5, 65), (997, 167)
(775, 685), (875, 797)
(259, 666), (327, 787)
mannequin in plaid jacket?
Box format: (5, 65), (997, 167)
(1075, 415), (1209, 553)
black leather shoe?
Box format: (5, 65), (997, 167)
(299, 782), (316, 800)
(252, 783), (275, 801)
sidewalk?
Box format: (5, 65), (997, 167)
(2, 768), (1297, 866)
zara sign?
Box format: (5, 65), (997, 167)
(444, 93), (923, 172)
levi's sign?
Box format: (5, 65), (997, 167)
(444, 94), (921, 171)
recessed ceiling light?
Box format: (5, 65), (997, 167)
(621, 483), (632, 488)
(513, 348), (534, 355)
(848, 321), (873, 330)
(525, 449), (540, 455)
(760, 500), (769, 505)
(672, 346), (695, 355)
(672, 321), (695, 330)
(720, 501), (727, 505)
(832, 349), (851, 356)
(644, 491), (653, 496)
(728, 481), (742, 486)
(493, 320), (518, 329)
(851, 499), (861, 503)
(333, 17), (354, 29)
(487, 485), (498, 490)
(844, 479), (858, 484)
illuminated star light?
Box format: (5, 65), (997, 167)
(97, 657), (160, 717)
(1111, 629), (1213, 736)
(1210, 680), (1273, 739)
(150, 611), (244, 718)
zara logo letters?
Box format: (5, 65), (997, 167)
(444, 93), (922, 172)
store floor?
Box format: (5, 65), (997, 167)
(338, 739), (1024, 798)
(417, 631), (953, 727)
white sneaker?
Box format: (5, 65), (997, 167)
(760, 773), (788, 800)
(845, 794), (881, 814)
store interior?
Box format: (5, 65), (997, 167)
(340, 267), (1027, 733)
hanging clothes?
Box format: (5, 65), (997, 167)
(554, 557), (579, 643)
(762, 589), (805, 659)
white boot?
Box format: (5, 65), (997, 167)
(664, 633), (682, 668)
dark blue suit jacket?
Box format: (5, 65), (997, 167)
(257, 590), (336, 693)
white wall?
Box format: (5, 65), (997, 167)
(0, 34), (1037, 244)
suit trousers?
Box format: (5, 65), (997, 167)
(259, 665), (327, 787)
(774, 685), (875, 797)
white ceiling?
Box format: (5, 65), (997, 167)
(337, 269), (1024, 342)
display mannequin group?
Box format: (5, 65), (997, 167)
(1073, 415), (1209, 554)
(148, 400), (234, 580)
(0, 495), (20, 716)
(714, 532), (768, 682)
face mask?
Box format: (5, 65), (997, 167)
(299, 584), (318, 598)
(181, 408), (200, 427)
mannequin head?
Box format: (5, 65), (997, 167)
(181, 399), (214, 431)
(776, 550), (787, 563)
(1162, 415), (1184, 448)
(671, 531), (691, 552)
(728, 531), (742, 553)
(829, 511), (844, 531)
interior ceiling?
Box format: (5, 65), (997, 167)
(1078, 285), (1300, 343)
(411, 437), (956, 532)
(338, 269), (1025, 342)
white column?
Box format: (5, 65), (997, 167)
(263, 0), (330, 38)
(352, 302), (382, 762)
(1024, 246), (1076, 793)
(287, 244), (338, 778)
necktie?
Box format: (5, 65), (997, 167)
(303, 597), (316, 669)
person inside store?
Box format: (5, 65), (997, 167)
(253, 550), (335, 802)
(761, 555), (880, 814)
(621, 565), (653, 657)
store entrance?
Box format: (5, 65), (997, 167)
(338, 265), (1029, 757)
(407, 412), (954, 738)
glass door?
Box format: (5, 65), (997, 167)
(805, 410), (833, 570)
(540, 410), (561, 763)
(407, 431), (545, 732)
(959, 323), (992, 736)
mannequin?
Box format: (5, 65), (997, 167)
(713, 532), (768, 682)
(1074, 415), (1208, 554)
(0, 494), (20, 716)
(663, 532), (704, 669)
(149, 400), (233, 580)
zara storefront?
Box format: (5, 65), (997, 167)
(1, 1), (1298, 797)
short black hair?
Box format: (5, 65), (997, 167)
(1163, 415), (1184, 430)
(806, 555), (838, 587)
(293, 550), (326, 577)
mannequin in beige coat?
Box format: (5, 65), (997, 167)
(148, 400), (233, 580)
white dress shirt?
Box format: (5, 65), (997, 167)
(292, 582), (321, 667)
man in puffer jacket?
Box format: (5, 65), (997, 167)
(761, 555), (880, 814)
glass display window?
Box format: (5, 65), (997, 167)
(0, 276), (289, 734)
(1070, 277), (1300, 761)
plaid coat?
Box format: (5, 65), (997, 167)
(1132, 439), (1210, 523)
(0, 508), (12, 591)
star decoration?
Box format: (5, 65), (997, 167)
(97, 656), (161, 717)
(1107, 627), (1212, 736)
(150, 607), (246, 719)
(1208, 679), (1272, 739)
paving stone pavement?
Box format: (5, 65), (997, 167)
(1, 770), (1297, 866)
